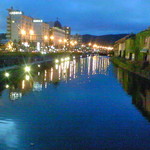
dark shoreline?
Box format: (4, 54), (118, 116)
(111, 57), (150, 80)
(0, 52), (83, 71)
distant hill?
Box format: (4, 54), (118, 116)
(82, 34), (128, 46)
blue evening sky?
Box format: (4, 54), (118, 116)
(0, 0), (150, 35)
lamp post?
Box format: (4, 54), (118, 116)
(50, 35), (54, 46)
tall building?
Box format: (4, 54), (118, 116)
(7, 7), (34, 42)
(7, 8), (71, 51)
(6, 7), (50, 51)
(33, 19), (49, 46)
(63, 26), (71, 48)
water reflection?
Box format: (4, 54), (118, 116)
(0, 55), (110, 101)
(0, 119), (18, 148)
(114, 67), (150, 120)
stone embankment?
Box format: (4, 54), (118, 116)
(111, 57), (150, 80)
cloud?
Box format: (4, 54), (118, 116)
(0, 0), (150, 35)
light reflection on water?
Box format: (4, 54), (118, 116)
(0, 56), (150, 149)
(2, 55), (110, 101)
(0, 119), (18, 148)
(114, 66), (150, 120)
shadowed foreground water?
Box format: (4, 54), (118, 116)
(0, 56), (150, 150)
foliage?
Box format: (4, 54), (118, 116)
(111, 57), (150, 80)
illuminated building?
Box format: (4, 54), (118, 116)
(7, 7), (50, 50)
(33, 19), (50, 50)
(63, 26), (71, 50)
(7, 7), (34, 42)
(71, 34), (82, 48)
(48, 20), (71, 49)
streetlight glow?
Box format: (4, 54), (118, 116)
(89, 43), (91, 46)
(6, 85), (9, 89)
(74, 41), (77, 44)
(29, 30), (34, 35)
(21, 29), (26, 35)
(25, 66), (31, 72)
(44, 35), (48, 40)
(59, 39), (62, 43)
(55, 59), (59, 63)
(25, 75), (30, 81)
(61, 58), (64, 62)
(5, 72), (10, 77)
(50, 36), (54, 40)
(64, 39), (67, 43)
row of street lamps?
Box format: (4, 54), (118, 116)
(17, 29), (113, 51)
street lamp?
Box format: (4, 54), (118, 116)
(64, 39), (67, 43)
(29, 30), (34, 35)
(44, 35), (48, 40)
(89, 43), (91, 46)
(59, 39), (62, 43)
(74, 41), (77, 45)
(21, 29), (26, 35)
(5, 72), (10, 78)
(50, 36), (54, 40)
(24, 66), (31, 72)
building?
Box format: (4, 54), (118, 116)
(71, 34), (82, 45)
(114, 34), (135, 60)
(7, 7), (34, 42)
(63, 26), (71, 47)
(135, 28), (150, 62)
(114, 29), (150, 62)
(7, 7), (50, 51)
(48, 20), (66, 49)
(33, 19), (50, 50)
(7, 8), (72, 52)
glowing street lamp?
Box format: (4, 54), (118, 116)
(74, 41), (77, 44)
(44, 35), (48, 40)
(50, 36), (54, 40)
(5, 85), (9, 89)
(61, 58), (64, 62)
(55, 59), (59, 63)
(24, 66), (31, 72)
(29, 30), (34, 35)
(93, 44), (97, 48)
(89, 43), (91, 46)
(64, 39), (67, 43)
(25, 75), (30, 81)
(5, 72), (10, 78)
(21, 29), (26, 35)
(71, 43), (75, 46)
(59, 39), (62, 43)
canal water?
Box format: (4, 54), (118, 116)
(0, 55), (150, 150)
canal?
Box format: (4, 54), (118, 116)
(0, 55), (150, 150)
